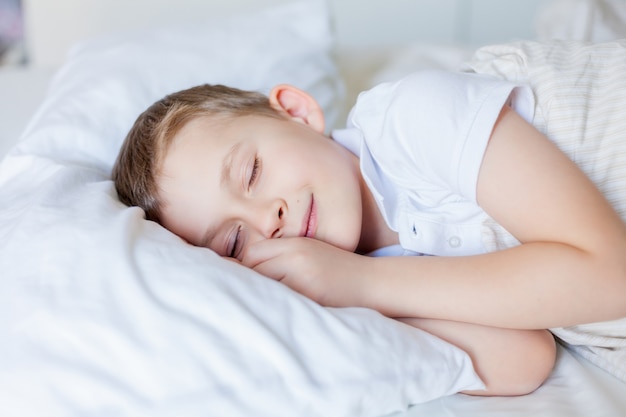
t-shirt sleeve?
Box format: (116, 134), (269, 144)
(348, 70), (533, 203)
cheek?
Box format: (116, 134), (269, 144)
(264, 147), (314, 185)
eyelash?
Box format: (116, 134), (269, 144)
(248, 156), (260, 188)
(228, 157), (260, 258)
(229, 225), (242, 258)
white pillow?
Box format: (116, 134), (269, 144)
(0, 1), (484, 416)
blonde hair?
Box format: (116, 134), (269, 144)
(112, 84), (282, 222)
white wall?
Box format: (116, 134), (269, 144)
(330, 0), (552, 48)
(23, 0), (553, 67)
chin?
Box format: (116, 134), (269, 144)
(327, 232), (360, 253)
(316, 216), (361, 253)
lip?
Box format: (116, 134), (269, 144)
(301, 195), (317, 238)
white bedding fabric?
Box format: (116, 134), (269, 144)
(0, 2), (484, 417)
(397, 344), (626, 417)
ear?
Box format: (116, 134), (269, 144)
(268, 84), (325, 133)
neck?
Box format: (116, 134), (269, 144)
(356, 176), (399, 254)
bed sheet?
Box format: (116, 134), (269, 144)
(394, 344), (626, 417)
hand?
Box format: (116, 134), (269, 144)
(240, 237), (371, 307)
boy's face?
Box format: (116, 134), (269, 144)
(157, 114), (364, 260)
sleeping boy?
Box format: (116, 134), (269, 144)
(112, 69), (626, 395)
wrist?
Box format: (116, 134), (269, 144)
(355, 256), (390, 312)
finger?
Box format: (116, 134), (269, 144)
(250, 256), (287, 282)
(242, 238), (295, 269)
(222, 255), (242, 264)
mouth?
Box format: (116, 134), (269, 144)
(301, 195), (317, 238)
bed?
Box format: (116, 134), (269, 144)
(2, 1), (626, 416)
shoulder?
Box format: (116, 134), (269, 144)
(351, 70), (463, 118)
(349, 70), (522, 133)
(355, 70), (513, 106)
(346, 70), (518, 152)
(345, 70), (531, 196)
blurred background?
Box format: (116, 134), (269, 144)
(0, 0), (557, 67)
(3, 0), (626, 68)
(0, 0), (24, 65)
(1, 0), (625, 155)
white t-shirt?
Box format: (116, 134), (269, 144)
(332, 70), (534, 256)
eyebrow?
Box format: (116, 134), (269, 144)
(220, 141), (243, 188)
(200, 141), (242, 249)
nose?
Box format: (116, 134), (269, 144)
(255, 198), (285, 239)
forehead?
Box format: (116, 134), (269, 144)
(169, 115), (227, 151)
(166, 112), (273, 153)
(156, 117), (225, 230)
(156, 114), (267, 246)
(160, 114), (242, 176)
(164, 112), (245, 176)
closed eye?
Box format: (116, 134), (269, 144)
(228, 225), (242, 258)
(248, 156), (261, 189)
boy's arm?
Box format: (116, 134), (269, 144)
(398, 318), (556, 396)
(244, 106), (626, 329)
(363, 105), (626, 328)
